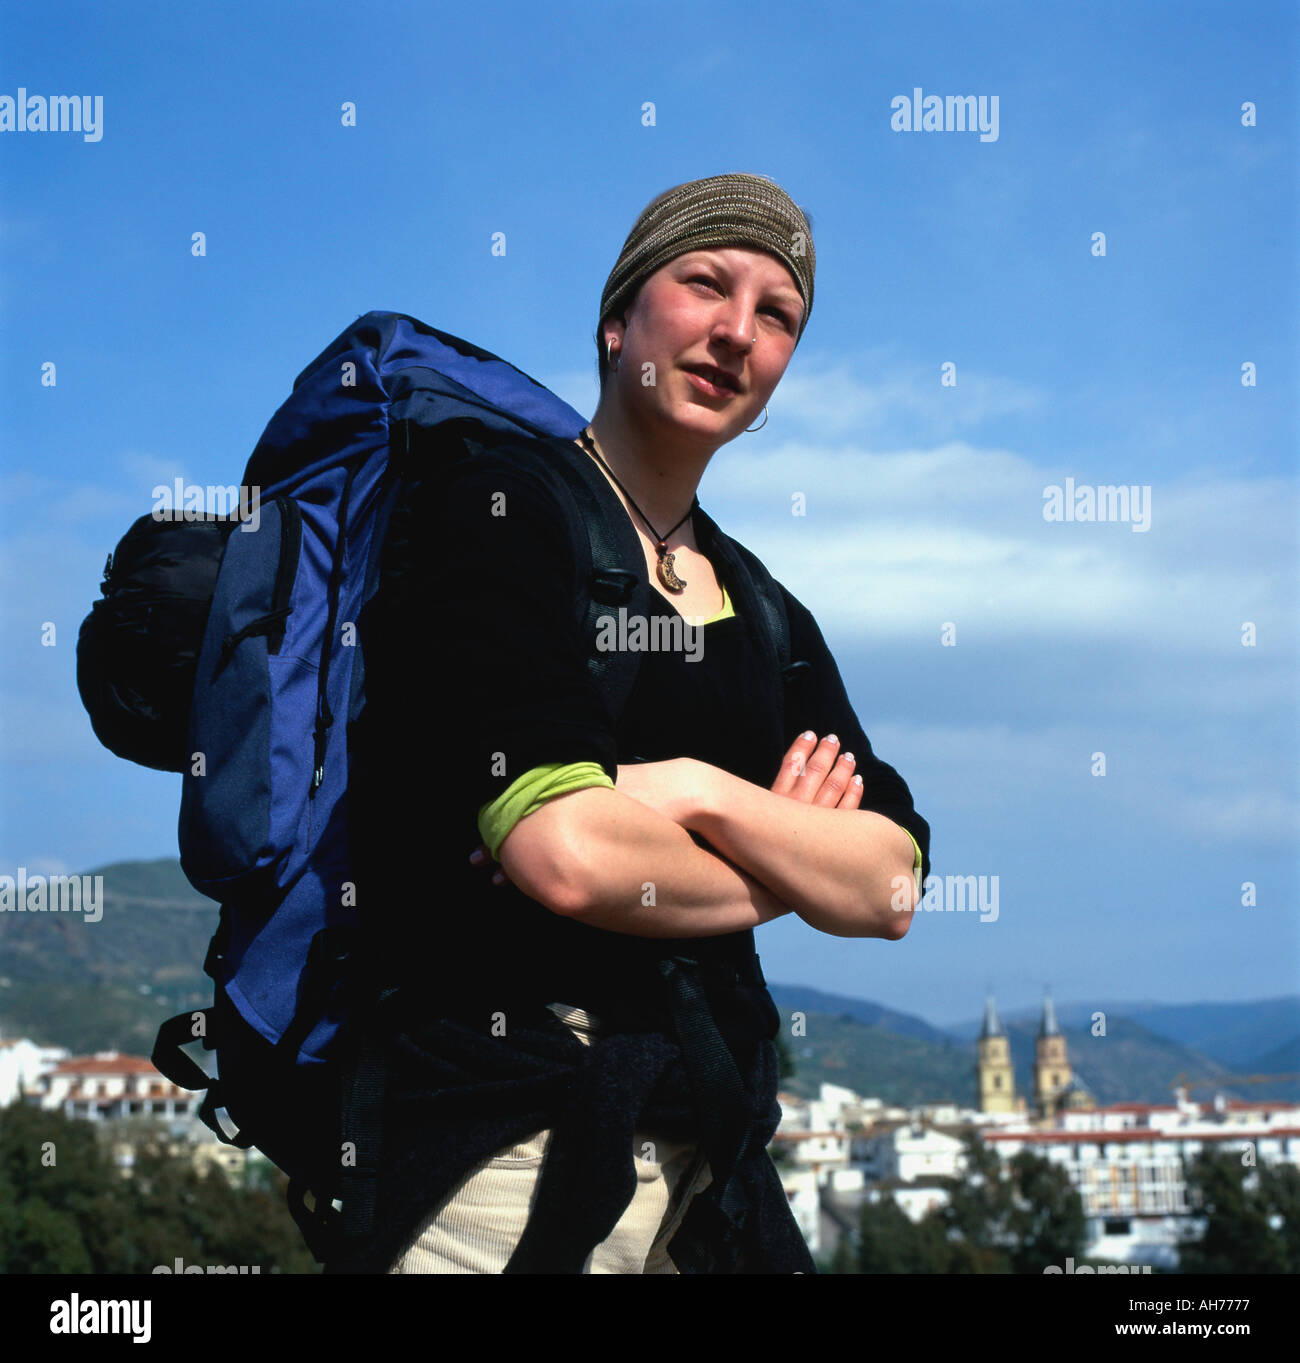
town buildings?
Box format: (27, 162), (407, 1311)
(772, 996), (1299, 1267)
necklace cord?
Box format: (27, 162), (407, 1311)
(575, 426), (696, 592)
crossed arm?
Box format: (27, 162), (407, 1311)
(477, 732), (920, 941)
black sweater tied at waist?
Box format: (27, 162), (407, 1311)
(325, 956), (815, 1275)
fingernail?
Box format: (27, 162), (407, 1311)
(842, 752), (854, 763)
(801, 731), (815, 741)
(825, 734), (838, 745)
(469, 849), (485, 864)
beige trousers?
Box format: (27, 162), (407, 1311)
(388, 1003), (713, 1274)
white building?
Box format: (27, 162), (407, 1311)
(912, 1103), (964, 1126)
(981, 1098), (1300, 1266)
(859, 1123), (968, 1183)
(775, 1083), (966, 1256)
(771, 1124), (852, 1169)
(27, 1050), (201, 1125)
(0, 1036), (68, 1106)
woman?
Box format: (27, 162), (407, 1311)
(349, 172), (930, 1275)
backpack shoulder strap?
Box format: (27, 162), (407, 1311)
(444, 430), (802, 728)
(499, 434), (653, 726)
(691, 503), (793, 676)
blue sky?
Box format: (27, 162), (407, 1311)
(1, 1), (1296, 1029)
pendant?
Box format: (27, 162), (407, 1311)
(657, 548), (687, 593)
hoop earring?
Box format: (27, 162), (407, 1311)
(745, 406), (768, 433)
(606, 339), (620, 371)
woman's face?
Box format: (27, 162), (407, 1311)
(607, 246), (804, 443)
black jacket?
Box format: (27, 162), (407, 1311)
(341, 435), (931, 1272)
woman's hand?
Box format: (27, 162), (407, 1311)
(469, 842), (509, 886)
(771, 731), (864, 809)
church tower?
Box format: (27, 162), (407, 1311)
(1034, 992), (1074, 1121)
(976, 995), (1017, 1113)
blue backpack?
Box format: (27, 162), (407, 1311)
(76, 310), (799, 1261)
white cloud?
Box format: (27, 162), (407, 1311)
(701, 438), (1296, 647)
(771, 359), (1044, 441)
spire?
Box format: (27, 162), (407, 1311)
(1039, 990), (1061, 1037)
(979, 994), (1003, 1039)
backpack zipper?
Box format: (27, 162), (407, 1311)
(311, 461), (361, 796)
(267, 496), (302, 656)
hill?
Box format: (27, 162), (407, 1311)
(768, 983), (1274, 1107)
(0, 858), (218, 1054)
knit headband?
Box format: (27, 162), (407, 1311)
(597, 172), (816, 347)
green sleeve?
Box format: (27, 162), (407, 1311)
(477, 761), (615, 860)
(904, 828), (924, 894)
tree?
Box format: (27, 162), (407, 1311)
(935, 1131), (1085, 1272)
(1259, 1161), (1300, 1272)
(3, 1198), (95, 1273)
(826, 1231), (855, 1274)
(0, 1102), (319, 1273)
(1005, 1147), (1086, 1274)
(938, 1133), (1015, 1271)
(0, 1101), (120, 1273)
(851, 1195), (950, 1273)
(855, 1194), (917, 1272)
(1180, 1148), (1290, 1274)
